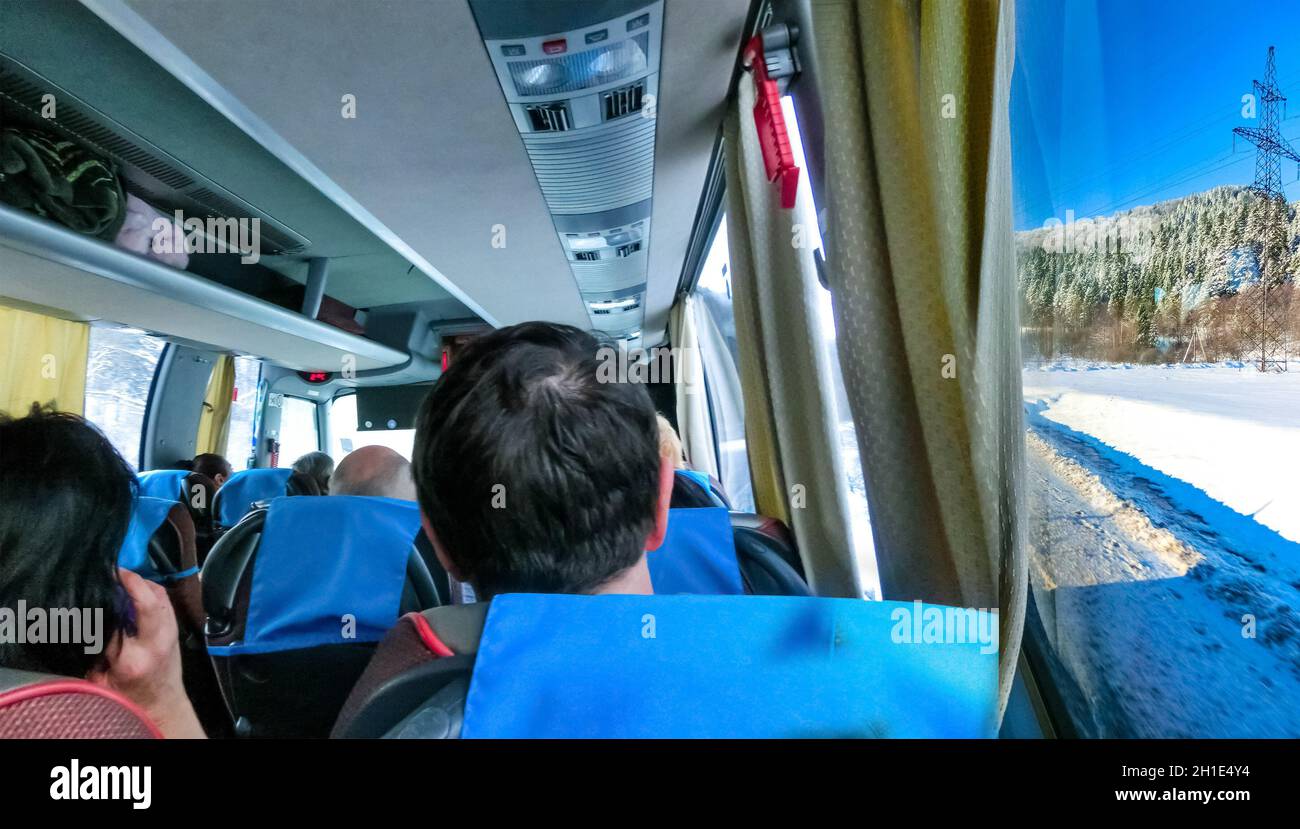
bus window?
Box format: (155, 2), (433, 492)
(328, 392), (416, 461)
(276, 395), (320, 466)
(224, 357), (262, 471)
(83, 326), (164, 471)
(1012, 1), (1300, 737)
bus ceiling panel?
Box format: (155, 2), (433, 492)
(0, 205), (408, 373)
(109, 0), (745, 339)
(106, 0), (585, 331)
(0, 0), (459, 313)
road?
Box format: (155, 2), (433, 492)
(1025, 418), (1300, 738)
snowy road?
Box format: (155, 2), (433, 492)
(1026, 407), (1300, 737)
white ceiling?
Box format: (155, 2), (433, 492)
(105, 0), (748, 344)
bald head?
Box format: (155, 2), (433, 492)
(331, 445), (417, 501)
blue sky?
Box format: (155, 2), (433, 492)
(1012, 0), (1300, 229)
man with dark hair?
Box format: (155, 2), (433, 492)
(192, 452), (232, 488)
(412, 321), (674, 598)
(333, 323), (677, 735)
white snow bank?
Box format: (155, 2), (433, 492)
(1022, 362), (1300, 544)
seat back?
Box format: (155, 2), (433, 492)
(213, 468), (293, 528)
(670, 469), (731, 509)
(137, 469), (189, 501)
(650, 507), (809, 597)
(0, 668), (161, 739)
(460, 594), (998, 738)
(137, 470), (219, 563)
(202, 496), (445, 737)
(183, 471), (219, 563)
(119, 497), (230, 736)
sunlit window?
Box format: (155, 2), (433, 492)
(224, 357), (262, 472)
(83, 327), (164, 471)
(328, 393), (416, 461)
(1012, 0), (1300, 737)
(275, 395), (319, 468)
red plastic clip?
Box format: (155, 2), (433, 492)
(742, 35), (800, 209)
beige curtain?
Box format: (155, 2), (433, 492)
(812, 0), (1026, 714)
(667, 294), (719, 480)
(0, 306), (89, 416)
(196, 354), (235, 455)
(725, 77), (860, 598)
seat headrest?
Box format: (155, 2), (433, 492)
(0, 668), (161, 739)
(208, 496), (424, 656)
(461, 594), (999, 738)
(670, 469), (730, 509)
(119, 496), (195, 583)
(214, 467), (293, 527)
(647, 508), (745, 595)
(137, 469), (188, 501)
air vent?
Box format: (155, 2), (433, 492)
(602, 81), (645, 121)
(590, 300), (641, 315)
(615, 241), (642, 258)
(525, 102), (572, 132)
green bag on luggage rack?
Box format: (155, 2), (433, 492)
(0, 125), (126, 241)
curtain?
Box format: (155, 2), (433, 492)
(692, 295), (755, 512)
(667, 295), (720, 481)
(812, 0), (1026, 714)
(0, 305), (88, 416)
(195, 354), (235, 455)
(724, 77), (860, 598)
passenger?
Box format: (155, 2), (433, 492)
(656, 413), (688, 470)
(0, 404), (206, 738)
(291, 451), (334, 495)
(192, 452), (232, 488)
(413, 322), (674, 597)
(657, 411), (731, 508)
(331, 445), (416, 501)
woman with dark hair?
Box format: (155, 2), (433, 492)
(291, 450), (334, 495)
(0, 403), (205, 738)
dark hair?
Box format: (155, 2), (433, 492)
(291, 451), (334, 494)
(192, 453), (232, 482)
(0, 403), (134, 676)
(412, 322), (661, 597)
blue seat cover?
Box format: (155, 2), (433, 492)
(215, 467), (293, 527)
(137, 469), (187, 502)
(208, 496), (422, 656)
(118, 496), (188, 583)
(462, 594), (999, 738)
(647, 508), (744, 595)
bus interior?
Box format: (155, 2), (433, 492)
(10, 0), (1281, 748)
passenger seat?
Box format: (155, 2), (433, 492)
(201, 495), (447, 737)
(0, 668), (160, 739)
(119, 496), (229, 737)
(213, 467), (319, 530)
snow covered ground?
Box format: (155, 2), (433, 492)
(1024, 361), (1300, 543)
(1021, 361), (1300, 737)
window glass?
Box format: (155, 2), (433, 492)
(1012, 0), (1299, 737)
(83, 327), (164, 471)
(275, 395), (319, 468)
(328, 392), (416, 461)
(224, 357), (262, 472)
